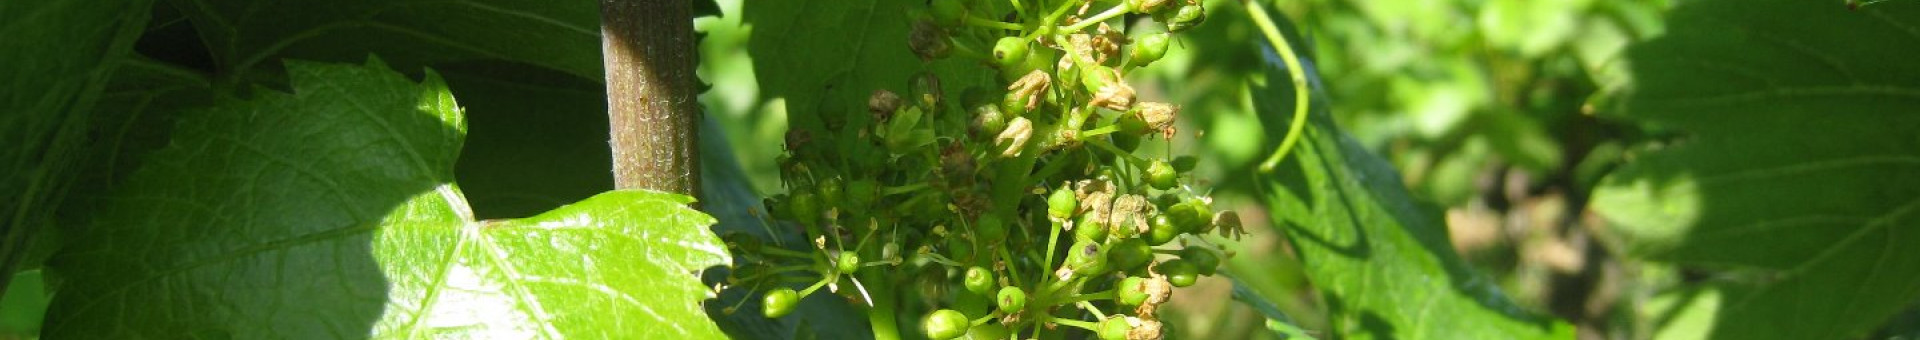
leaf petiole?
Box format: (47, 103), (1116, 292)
(1248, 0), (1312, 174)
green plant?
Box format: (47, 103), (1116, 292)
(8, 0), (1917, 338)
(723, 0), (1251, 338)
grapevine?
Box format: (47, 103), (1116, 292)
(721, 0), (1247, 339)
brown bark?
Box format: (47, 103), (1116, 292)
(600, 0), (699, 195)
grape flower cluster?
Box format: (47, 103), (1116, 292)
(721, 0), (1240, 339)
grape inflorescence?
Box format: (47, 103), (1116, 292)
(723, 1), (1241, 339)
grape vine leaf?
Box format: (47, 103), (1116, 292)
(743, 0), (991, 163)
(735, 1), (1000, 337)
(0, 0), (154, 281)
(165, 0), (603, 79)
(1591, 0), (1920, 338)
(1249, 7), (1573, 339)
(43, 59), (729, 339)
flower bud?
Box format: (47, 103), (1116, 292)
(908, 71), (943, 111)
(909, 20), (952, 60)
(869, 89), (902, 122)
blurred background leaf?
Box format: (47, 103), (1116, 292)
(1592, 0), (1920, 338)
(1245, 5), (1573, 337)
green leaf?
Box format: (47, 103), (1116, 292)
(170, 0), (602, 79)
(1249, 8), (1573, 339)
(376, 190), (728, 338)
(1225, 273), (1318, 340)
(0, 0), (155, 282)
(1591, 0), (1920, 338)
(45, 60), (728, 339)
(437, 61), (616, 219)
(743, 0), (990, 150)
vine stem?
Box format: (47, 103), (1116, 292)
(862, 270), (903, 340)
(1062, 4), (1129, 32)
(600, 0), (700, 195)
(1247, 0), (1311, 173)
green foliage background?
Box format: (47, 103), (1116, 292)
(1, 0), (1917, 338)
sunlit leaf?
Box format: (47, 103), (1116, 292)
(44, 60), (728, 338)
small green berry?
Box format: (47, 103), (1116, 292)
(837, 251), (861, 274)
(964, 266), (995, 294)
(992, 37), (1029, 70)
(1129, 32), (1171, 66)
(1146, 159), (1177, 190)
(1117, 276), (1150, 307)
(1171, 156), (1198, 172)
(1000, 88), (1035, 118)
(790, 190), (821, 228)
(1180, 247), (1220, 276)
(1159, 2), (1206, 33)
(969, 97), (1009, 138)
(1108, 238), (1153, 272)
(1146, 214), (1180, 246)
(1156, 259), (1199, 287)
(1099, 317), (1132, 340)
(1075, 213), (1109, 242)
(1112, 114), (1146, 152)
(997, 286), (1027, 313)
(1066, 240), (1110, 276)
(819, 176), (845, 207)
(925, 309), (970, 340)
(1048, 186), (1078, 220)
(1166, 200), (1211, 234)
(930, 0), (965, 27)
(762, 288), (799, 318)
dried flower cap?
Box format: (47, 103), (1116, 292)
(997, 116), (1034, 157)
(869, 89), (901, 121)
(1008, 70), (1051, 111)
(1213, 210), (1247, 240)
(784, 129), (811, 152)
(1127, 318), (1164, 340)
(1091, 23), (1127, 64)
(909, 20), (951, 60)
(1090, 81), (1136, 111)
(1132, 102), (1178, 138)
(1109, 194), (1154, 235)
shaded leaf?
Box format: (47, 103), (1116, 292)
(743, 0), (990, 156)
(167, 0), (603, 79)
(45, 60), (728, 339)
(0, 0), (156, 284)
(1248, 6), (1573, 339)
(1592, 0), (1920, 338)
